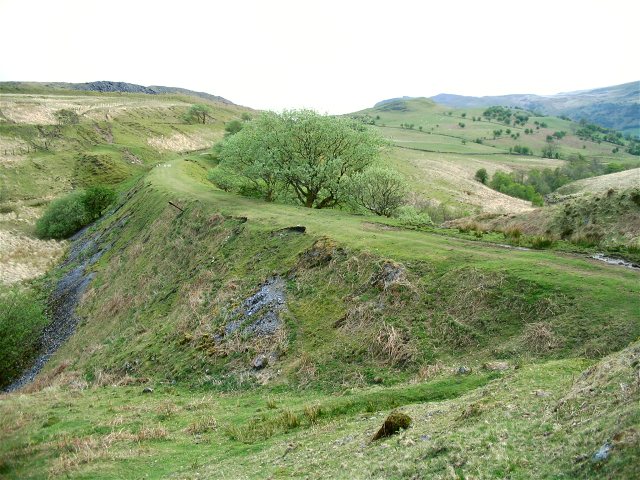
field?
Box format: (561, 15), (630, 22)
(0, 87), (638, 478)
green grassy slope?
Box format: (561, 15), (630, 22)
(0, 157), (638, 478)
(349, 98), (639, 214)
(1, 89), (639, 478)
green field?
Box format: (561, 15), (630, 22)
(1, 87), (639, 478)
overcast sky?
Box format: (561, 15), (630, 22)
(1, 0), (638, 113)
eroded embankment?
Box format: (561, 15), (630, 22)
(7, 177), (635, 395)
(2, 214), (129, 392)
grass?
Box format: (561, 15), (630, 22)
(1, 88), (639, 478)
(1, 347), (638, 478)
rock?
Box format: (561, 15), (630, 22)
(483, 361), (509, 371)
(251, 354), (268, 370)
(371, 412), (412, 441)
(272, 225), (306, 236)
(533, 390), (550, 397)
(372, 376), (384, 384)
(591, 442), (612, 462)
(457, 366), (472, 375)
(369, 261), (406, 289)
(142, 387), (154, 394)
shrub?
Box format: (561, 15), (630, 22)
(0, 287), (48, 388)
(36, 192), (89, 239)
(396, 205), (432, 227)
(207, 168), (241, 192)
(474, 168), (488, 184)
(35, 186), (116, 239)
(83, 185), (116, 221)
(54, 109), (79, 125)
(349, 167), (408, 217)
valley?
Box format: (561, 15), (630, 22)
(0, 83), (638, 479)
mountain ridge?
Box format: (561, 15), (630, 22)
(428, 81), (639, 135)
(0, 80), (235, 105)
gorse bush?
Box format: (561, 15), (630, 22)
(0, 287), (48, 388)
(36, 186), (116, 239)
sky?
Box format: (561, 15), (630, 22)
(0, 0), (638, 114)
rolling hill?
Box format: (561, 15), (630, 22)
(430, 81), (640, 136)
(0, 84), (639, 479)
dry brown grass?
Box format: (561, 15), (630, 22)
(520, 322), (561, 354)
(294, 353), (318, 386)
(184, 417), (218, 435)
(413, 362), (445, 383)
(0, 229), (67, 284)
(369, 322), (417, 366)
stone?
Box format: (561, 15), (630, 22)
(373, 376), (384, 384)
(252, 354), (268, 370)
(591, 442), (612, 463)
(371, 412), (412, 441)
(457, 366), (472, 375)
(483, 361), (509, 371)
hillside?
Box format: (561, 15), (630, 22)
(430, 81), (640, 136)
(0, 81), (234, 105)
(355, 96), (639, 217)
(0, 87), (639, 479)
(0, 86), (251, 283)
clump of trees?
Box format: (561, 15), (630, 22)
(215, 109), (388, 209)
(36, 185), (116, 239)
(489, 171), (544, 206)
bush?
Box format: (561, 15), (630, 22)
(83, 185), (116, 221)
(207, 168), (241, 192)
(474, 168), (488, 184)
(349, 167), (408, 217)
(35, 186), (116, 239)
(0, 287), (48, 388)
(396, 205), (432, 227)
(36, 192), (89, 239)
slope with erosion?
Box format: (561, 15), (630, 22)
(0, 157), (639, 477)
(0, 88), (252, 283)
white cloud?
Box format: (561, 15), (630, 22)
(0, 0), (638, 113)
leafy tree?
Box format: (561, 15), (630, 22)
(349, 167), (408, 217)
(474, 168), (488, 184)
(218, 110), (386, 208)
(184, 104), (212, 124)
(54, 109), (79, 125)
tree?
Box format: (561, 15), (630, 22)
(475, 168), (488, 184)
(184, 104), (212, 124)
(218, 110), (386, 208)
(349, 167), (408, 217)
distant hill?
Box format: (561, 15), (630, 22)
(430, 81), (640, 136)
(0, 80), (235, 105)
